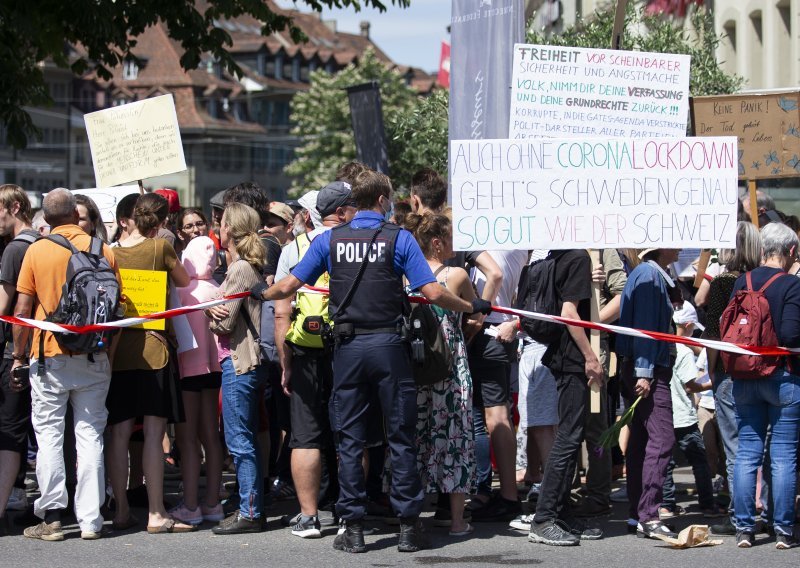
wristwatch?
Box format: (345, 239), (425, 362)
(11, 353), (28, 362)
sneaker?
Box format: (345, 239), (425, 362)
(432, 508), (472, 527)
(658, 505), (684, 520)
(201, 503), (224, 523)
(526, 483), (542, 503)
(609, 485), (628, 503)
(318, 510), (337, 527)
(509, 513), (533, 532)
(776, 533), (799, 550)
(268, 479), (296, 502)
(281, 512), (303, 527)
(169, 502), (203, 526)
(736, 530), (754, 548)
(80, 529), (103, 540)
(528, 519), (580, 546)
(710, 518), (737, 536)
(398, 518), (428, 552)
(637, 520), (678, 540)
(211, 512), (263, 535)
(558, 517), (603, 540)
(6, 488), (27, 511)
(291, 514), (322, 539)
(333, 520), (366, 553)
(23, 520), (64, 541)
(470, 495), (522, 523)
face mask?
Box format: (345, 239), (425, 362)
(382, 197), (394, 223)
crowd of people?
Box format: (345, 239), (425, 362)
(0, 167), (798, 553)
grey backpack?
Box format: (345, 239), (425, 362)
(45, 235), (121, 353)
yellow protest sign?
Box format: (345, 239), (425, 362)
(119, 269), (168, 330)
(84, 94), (187, 187)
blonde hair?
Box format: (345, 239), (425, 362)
(223, 203), (266, 270)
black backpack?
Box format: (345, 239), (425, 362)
(409, 266), (454, 386)
(45, 235), (121, 354)
(516, 253), (564, 344)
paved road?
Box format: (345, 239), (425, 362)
(3, 468), (797, 568)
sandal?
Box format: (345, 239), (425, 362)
(449, 523), (474, 537)
(112, 514), (139, 531)
(146, 517), (196, 534)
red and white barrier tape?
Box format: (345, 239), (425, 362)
(299, 285), (800, 358)
(2, 292), (250, 335)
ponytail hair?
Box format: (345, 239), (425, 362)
(404, 212), (451, 258)
(223, 203), (266, 270)
(133, 193), (169, 236)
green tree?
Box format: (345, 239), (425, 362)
(0, 0), (408, 148)
(527, 5), (744, 96)
(285, 48), (417, 194)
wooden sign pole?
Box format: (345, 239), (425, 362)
(693, 250), (712, 289)
(138, 179), (145, 195)
(587, 0), (629, 414)
(589, 249), (602, 413)
(749, 179), (759, 229)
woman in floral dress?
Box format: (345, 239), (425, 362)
(405, 213), (477, 536)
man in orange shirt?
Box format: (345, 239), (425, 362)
(12, 188), (121, 541)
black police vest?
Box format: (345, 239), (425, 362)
(328, 222), (405, 326)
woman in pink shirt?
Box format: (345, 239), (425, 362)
(169, 235), (224, 526)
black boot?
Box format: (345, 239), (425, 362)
(398, 517), (428, 552)
(333, 520), (366, 553)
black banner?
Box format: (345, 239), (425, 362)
(346, 81), (390, 175)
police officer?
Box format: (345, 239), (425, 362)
(253, 169), (491, 553)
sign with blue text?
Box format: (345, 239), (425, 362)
(509, 45), (691, 140)
(450, 137), (738, 250)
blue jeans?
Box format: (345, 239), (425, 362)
(733, 369), (800, 534)
(712, 373), (738, 519)
(221, 357), (266, 520)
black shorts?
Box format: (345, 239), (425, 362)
(288, 345), (334, 450)
(0, 358), (31, 454)
(181, 372), (222, 392)
(468, 329), (515, 409)
(106, 366), (184, 425)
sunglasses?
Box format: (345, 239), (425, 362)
(182, 221), (207, 231)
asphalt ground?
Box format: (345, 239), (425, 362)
(2, 467), (798, 568)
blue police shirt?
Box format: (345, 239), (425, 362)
(291, 211), (436, 291)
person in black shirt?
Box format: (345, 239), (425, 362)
(529, 249), (604, 546)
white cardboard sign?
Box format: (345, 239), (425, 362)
(450, 137), (739, 250)
(71, 186), (141, 223)
(84, 95), (186, 187)
(509, 44), (691, 140)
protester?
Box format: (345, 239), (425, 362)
(175, 208), (210, 249)
(31, 210), (50, 237)
(13, 188), (120, 541)
(74, 194), (108, 242)
(615, 248), (681, 539)
(105, 192), (192, 534)
(406, 212), (477, 537)
(274, 183), (354, 539)
(0, 185), (37, 530)
(263, 203), (295, 246)
(728, 222), (800, 549)
(169, 235), (224, 527)
(702, 222), (763, 536)
(110, 193), (139, 246)
(391, 201), (412, 227)
(206, 203), (267, 535)
(254, 168), (490, 553)
(528, 249), (604, 546)
(659, 303), (720, 519)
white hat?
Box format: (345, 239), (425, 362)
(297, 190), (322, 230)
(673, 302), (705, 331)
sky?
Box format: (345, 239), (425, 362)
(276, 0), (450, 73)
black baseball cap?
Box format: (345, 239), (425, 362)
(316, 181), (355, 217)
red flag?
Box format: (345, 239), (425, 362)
(437, 40), (451, 88)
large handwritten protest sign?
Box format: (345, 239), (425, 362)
(509, 45), (691, 140)
(450, 137), (739, 250)
(691, 90), (800, 179)
(84, 95), (186, 188)
(72, 186), (140, 223)
(119, 269), (167, 331)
